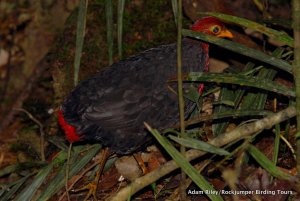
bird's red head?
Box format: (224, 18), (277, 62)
(191, 16), (233, 39)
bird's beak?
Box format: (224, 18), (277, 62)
(217, 29), (233, 39)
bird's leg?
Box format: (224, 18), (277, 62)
(73, 147), (110, 201)
(133, 153), (148, 174)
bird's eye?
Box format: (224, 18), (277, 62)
(211, 25), (221, 34)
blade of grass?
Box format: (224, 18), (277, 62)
(182, 29), (292, 74)
(240, 48), (283, 110)
(211, 46), (283, 135)
(37, 144), (101, 201)
(145, 123), (223, 201)
(213, 87), (235, 135)
(273, 124), (280, 166)
(212, 63), (255, 136)
(171, 0), (178, 25)
(117, 0), (125, 59)
(247, 145), (291, 180)
(14, 164), (54, 201)
(0, 173), (33, 201)
(176, 0), (187, 199)
(215, 48), (282, 135)
(203, 12), (293, 47)
(0, 161), (46, 177)
(106, 0), (113, 65)
(74, 0), (88, 86)
(185, 72), (295, 97)
(13, 150), (68, 201)
(184, 109), (272, 127)
(169, 135), (230, 155)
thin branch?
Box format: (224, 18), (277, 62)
(59, 155), (102, 201)
(65, 143), (73, 201)
(0, 57), (49, 134)
(107, 106), (296, 201)
(13, 108), (45, 161)
(176, 0), (187, 199)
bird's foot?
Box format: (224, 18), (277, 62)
(133, 153), (148, 174)
(72, 147), (110, 201)
(72, 179), (98, 201)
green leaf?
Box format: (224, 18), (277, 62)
(185, 72), (295, 97)
(273, 124), (281, 166)
(211, 62), (254, 136)
(171, 0), (178, 25)
(169, 135), (230, 156)
(74, 0), (88, 86)
(117, 0), (125, 59)
(106, 0), (113, 65)
(145, 123), (224, 201)
(14, 164), (53, 201)
(37, 144), (102, 201)
(247, 145), (291, 180)
(0, 174), (33, 201)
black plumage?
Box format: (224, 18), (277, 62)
(61, 38), (207, 154)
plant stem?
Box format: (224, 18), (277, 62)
(106, 0), (113, 65)
(74, 0), (88, 86)
(117, 0), (125, 60)
(176, 0), (186, 200)
(292, 0), (300, 174)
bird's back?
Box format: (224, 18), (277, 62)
(62, 38), (207, 154)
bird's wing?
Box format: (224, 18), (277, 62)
(62, 39), (207, 152)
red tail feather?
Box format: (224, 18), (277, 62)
(58, 110), (81, 142)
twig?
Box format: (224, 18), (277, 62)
(176, 0), (187, 199)
(0, 57), (49, 133)
(13, 108), (45, 161)
(107, 106), (296, 201)
(58, 156), (100, 201)
(65, 143), (73, 201)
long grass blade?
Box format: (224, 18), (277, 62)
(106, 0), (113, 65)
(185, 72), (295, 97)
(176, 0), (187, 199)
(169, 135), (230, 155)
(74, 0), (88, 86)
(37, 144), (101, 201)
(0, 174), (33, 201)
(117, 0), (125, 59)
(145, 123), (224, 201)
(171, 0), (178, 25)
(247, 145), (291, 180)
(14, 164), (53, 201)
(212, 63), (255, 135)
